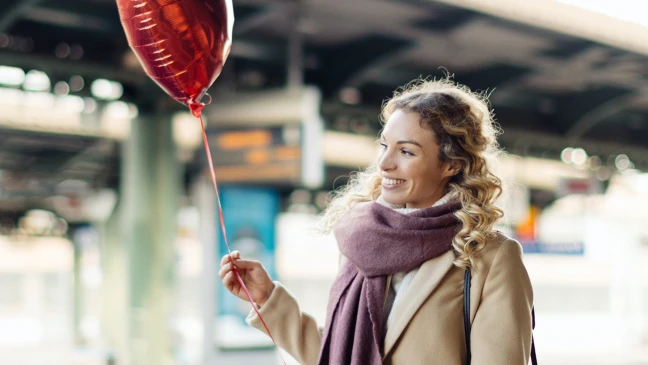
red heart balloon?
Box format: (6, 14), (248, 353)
(116, 0), (233, 113)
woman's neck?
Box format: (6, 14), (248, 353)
(377, 192), (453, 213)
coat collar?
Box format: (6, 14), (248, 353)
(382, 249), (456, 359)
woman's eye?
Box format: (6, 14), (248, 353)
(379, 143), (387, 149)
(401, 149), (414, 156)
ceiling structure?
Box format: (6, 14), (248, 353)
(1, 0), (648, 215)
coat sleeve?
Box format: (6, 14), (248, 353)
(246, 281), (323, 365)
(470, 240), (534, 365)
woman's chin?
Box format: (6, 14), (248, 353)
(381, 193), (406, 207)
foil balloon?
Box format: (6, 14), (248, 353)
(115, 3), (284, 362)
(116, 0), (234, 116)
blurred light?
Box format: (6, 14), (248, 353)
(104, 101), (129, 119)
(596, 166), (612, 181)
(55, 42), (70, 58)
(69, 75), (84, 91)
(340, 87), (361, 105)
(560, 147), (573, 164)
(91, 78), (123, 100)
(52, 217), (68, 236)
(127, 103), (138, 119)
(0, 66), (25, 86)
(23, 70), (51, 91)
(122, 50), (144, 71)
(56, 95), (85, 114)
(173, 112), (202, 149)
(104, 101), (137, 119)
(54, 81), (69, 95)
(240, 70), (265, 87)
(614, 154), (631, 170)
(83, 97), (97, 114)
(350, 118), (371, 134)
(70, 44), (84, 60)
(587, 155), (602, 171)
(571, 148), (588, 165)
(24, 91), (54, 108)
(22, 209), (57, 235)
(304, 54), (319, 69)
(0, 33), (9, 48)
(83, 189), (117, 222)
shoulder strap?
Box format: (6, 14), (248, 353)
(463, 269), (472, 363)
(531, 308), (537, 364)
(463, 269), (538, 365)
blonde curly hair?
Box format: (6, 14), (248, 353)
(319, 77), (504, 269)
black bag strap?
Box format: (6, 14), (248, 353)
(530, 308), (537, 364)
(464, 269), (537, 364)
(463, 269), (472, 361)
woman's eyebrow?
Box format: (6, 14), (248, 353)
(396, 140), (422, 147)
(380, 135), (422, 147)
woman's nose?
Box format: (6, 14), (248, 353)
(378, 150), (395, 171)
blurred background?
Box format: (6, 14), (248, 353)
(0, 0), (647, 364)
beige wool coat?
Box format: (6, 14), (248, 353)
(247, 232), (534, 365)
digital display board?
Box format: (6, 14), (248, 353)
(206, 125), (303, 185)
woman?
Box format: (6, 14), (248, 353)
(219, 78), (534, 365)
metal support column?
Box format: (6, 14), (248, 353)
(287, 3), (304, 90)
(122, 114), (179, 365)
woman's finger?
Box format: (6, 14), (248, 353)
(223, 270), (238, 292)
(220, 254), (232, 267)
(229, 259), (260, 271)
(218, 262), (232, 279)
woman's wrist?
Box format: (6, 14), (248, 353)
(256, 284), (275, 307)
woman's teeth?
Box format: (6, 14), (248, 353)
(384, 178), (405, 185)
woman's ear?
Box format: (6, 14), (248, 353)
(442, 161), (461, 178)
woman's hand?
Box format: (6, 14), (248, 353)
(218, 251), (274, 307)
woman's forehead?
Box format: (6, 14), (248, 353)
(383, 109), (435, 141)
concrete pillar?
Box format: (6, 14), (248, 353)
(73, 234), (83, 346)
(100, 207), (128, 364)
(192, 177), (217, 365)
(122, 114), (179, 365)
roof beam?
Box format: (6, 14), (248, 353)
(343, 46), (416, 89)
(432, 0), (648, 56)
(234, 5), (288, 37)
(0, 0), (44, 33)
(566, 94), (637, 139)
(500, 127), (648, 168)
(22, 6), (116, 33)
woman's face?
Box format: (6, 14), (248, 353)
(379, 109), (456, 209)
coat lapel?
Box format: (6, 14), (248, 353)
(382, 250), (455, 358)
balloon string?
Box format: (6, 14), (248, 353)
(198, 114), (287, 365)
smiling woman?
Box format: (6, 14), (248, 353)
(378, 109), (458, 210)
(220, 78), (535, 365)
(321, 78), (505, 269)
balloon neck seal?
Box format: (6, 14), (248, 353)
(187, 90), (212, 118)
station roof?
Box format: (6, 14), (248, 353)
(1, 0), (648, 213)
